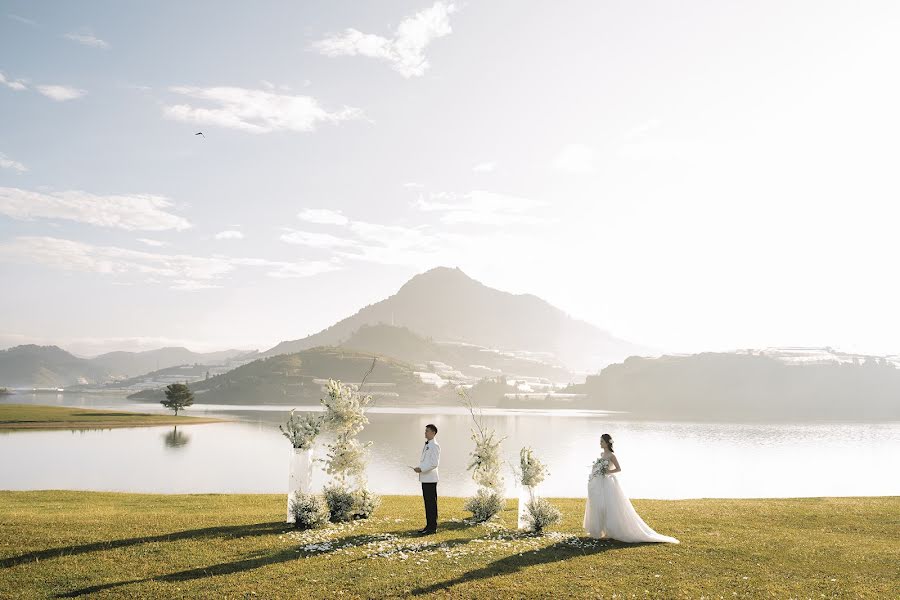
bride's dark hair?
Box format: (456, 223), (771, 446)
(601, 433), (614, 452)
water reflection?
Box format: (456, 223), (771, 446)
(163, 426), (190, 450)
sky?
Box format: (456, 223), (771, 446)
(1, 1), (899, 358)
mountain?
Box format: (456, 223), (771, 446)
(128, 347), (453, 405)
(566, 352), (900, 421)
(264, 267), (646, 371)
(0, 345), (110, 388)
(89, 347), (251, 378)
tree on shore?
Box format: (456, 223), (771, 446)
(162, 383), (194, 416)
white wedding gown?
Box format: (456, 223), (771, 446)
(583, 461), (679, 544)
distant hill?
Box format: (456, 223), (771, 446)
(68, 363), (214, 392)
(0, 344), (255, 388)
(0, 345), (110, 388)
(567, 352), (900, 421)
(264, 267), (646, 371)
(340, 324), (575, 383)
(128, 347), (454, 405)
(89, 347), (251, 378)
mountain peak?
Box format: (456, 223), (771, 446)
(398, 266), (475, 291)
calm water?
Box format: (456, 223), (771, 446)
(1, 393), (898, 499)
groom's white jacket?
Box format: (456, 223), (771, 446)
(418, 439), (441, 483)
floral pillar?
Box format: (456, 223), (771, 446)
(517, 484), (537, 530)
(286, 446), (315, 523)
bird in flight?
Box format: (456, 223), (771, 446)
(195, 132), (204, 137)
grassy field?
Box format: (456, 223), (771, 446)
(0, 492), (896, 598)
(0, 404), (222, 430)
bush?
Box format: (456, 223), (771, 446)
(352, 488), (380, 520)
(522, 497), (562, 533)
(464, 488), (504, 522)
(323, 485), (356, 522)
(289, 493), (330, 530)
(323, 485), (380, 522)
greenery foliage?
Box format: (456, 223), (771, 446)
(289, 493), (330, 530)
(463, 488), (505, 523)
(522, 497), (562, 532)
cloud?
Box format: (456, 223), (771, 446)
(0, 154), (27, 173)
(0, 236), (340, 289)
(164, 86), (363, 134)
(472, 162), (497, 173)
(312, 1), (457, 78)
(402, 182), (424, 189)
(36, 85), (86, 101)
(625, 119), (662, 141)
(552, 144), (597, 173)
(7, 14), (37, 26)
(280, 230), (360, 249)
(64, 32), (110, 49)
(413, 190), (547, 225)
(281, 215), (516, 268)
(0, 187), (191, 231)
(297, 208), (349, 225)
(137, 238), (167, 247)
(281, 189), (549, 266)
(618, 139), (709, 162)
(170, 280), (222, 291)
(0, 71), (28, 91)
(214, 230), (245, 240)
(229, 257), (340, 279)
(281, 219), (443, 266)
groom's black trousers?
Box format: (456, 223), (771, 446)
(421, 482), (438, 530)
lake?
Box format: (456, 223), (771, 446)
(1, 393), (898, 499)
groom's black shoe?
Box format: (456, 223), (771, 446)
(418, 528), (437, 535)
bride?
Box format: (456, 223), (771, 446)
(583, 433), (679, 544)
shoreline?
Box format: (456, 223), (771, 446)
(0, 404), (224, 430)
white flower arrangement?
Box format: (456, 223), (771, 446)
(519, 446), (548, 488)
(321, 378), (372, 437)
(320, 378), (379, 521)
(459, 388), (506, 521)
(279, 409), (324, 449)
(468, 429), (505, 491)
(325, 434), (372, 484)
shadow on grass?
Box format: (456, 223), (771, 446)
(393, 519), (474, 536)
(55, 532), (379, 598)
(1, 521), (287, 569)
(411, 537), (649, 596)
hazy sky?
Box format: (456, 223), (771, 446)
(2, 1), (899, 357)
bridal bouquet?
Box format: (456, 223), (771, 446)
(589, 457), (610, 481)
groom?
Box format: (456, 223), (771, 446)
(413, 424), (440, 535)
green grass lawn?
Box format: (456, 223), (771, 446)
(0, 404), (222, 429)
(0, 492), (896, 598)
